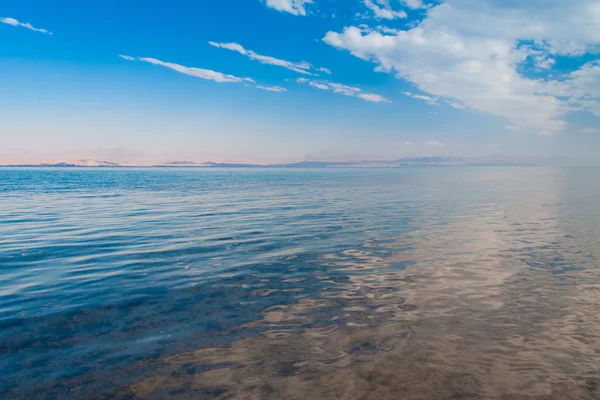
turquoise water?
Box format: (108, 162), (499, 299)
(1, 167), (600, 399)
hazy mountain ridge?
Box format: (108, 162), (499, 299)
(2, 156), (538, 168)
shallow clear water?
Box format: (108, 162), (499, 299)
(1, 167), (599, 399)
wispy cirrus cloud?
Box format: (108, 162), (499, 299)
(328, 82), (363, 96)
(357, 93), (390, 103)
(119, 55), (286, 93)
(297, 78), (391, 103)
(1, 17), (52, 35)
(425, 141), (445, 146)
(255, 85), (287, 92)
(209, 41), (329, 76)
(402, 91), (439, 106)
(581, 128), (599, 133)
(264, 0), (313, 16)
(308, 81), (330, 90)
(119, 55), (254, 83)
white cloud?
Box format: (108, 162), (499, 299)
(563, 61), (600, 98)
(1, 17), (52, 35)
(357, 93), (391, 103)
(537, 60), (600, 117)
(255, 85), (287, 92)
(1, 17), (19, 26)
(535, 56), (555, 70)
(328, 82), (362, 96)
(363, 0), (408, 20)
(264, 0), (313, 16)
(309, 82), (330, 90)
(323, 0), (600, 134)
(377, 26), (401, 34)
(401, 0), (430, 9)
(444, 100), (466, 109)
(425, 141), (445, 146)
(207, 42), (247, 53)
(133, 56), (254, 83)
(358, 25), (403, 35)
(573, 99), (600, 118)
(581, 128), (599, 133)
(318, 67), (332, 74)
(297, 79), (390, 103)
(402, 91), (438, 105)
(120, 55), (289, 93)
(209, 41), (328, 76)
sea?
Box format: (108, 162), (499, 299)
(1, 166), (599, 399)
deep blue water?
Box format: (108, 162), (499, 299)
(1, 167), (599, 399)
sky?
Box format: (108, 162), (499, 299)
(1, 0), (600, 165)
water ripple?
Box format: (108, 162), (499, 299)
(1, 167), (600, 399)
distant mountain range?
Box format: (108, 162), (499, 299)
(3, 156), (536, 168)
(3, 160), (122, 167)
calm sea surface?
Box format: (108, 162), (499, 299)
(1, 167), (600, 399)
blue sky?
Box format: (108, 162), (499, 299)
(1, 0), (600, 165)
